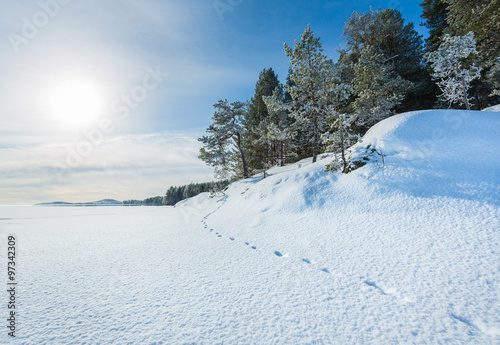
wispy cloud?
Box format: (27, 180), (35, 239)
(0, 131), (214, 204)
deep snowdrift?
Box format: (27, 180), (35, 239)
(176, 109), (500, 343)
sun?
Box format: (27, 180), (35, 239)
(48, 81), (104, 129)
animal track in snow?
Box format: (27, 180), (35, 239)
(201, 218), (335, 278)
(364, 280), (388, 295)
(363, 280), (403, 299)
(450, 313), (478, 331)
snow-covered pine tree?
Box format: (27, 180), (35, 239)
(261, 87), (297, 167)
(440, 0), (499, 107)
(199, 100), (249, 179)
(445, 0), (500, 66)
(244, 68), (282, 171)
(487, 61), (500, 97)
(282, 25), (335, 163)
(352, 46), (412, 128)
(199, 132), (234, 179)
(425, 32), (482, 110)
(340, 8), (431, 112)
(322, 112), (359, 173)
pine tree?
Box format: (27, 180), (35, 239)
(282, 25), (335, 163)
(261, 87), (297, 167)
(445, 0), (499, 65)
(487, 62), (500, 97)
(199, 100), (249, 179)
(244, 68), (282, 171)
(420, 0), (449, 52)
(198, 132), (234, 179)
(322, 113), (358, 173)
(352, 46), (412, 128)
(425, 32), (482, 110)
(444, 0), (500, 106)
(341, 8), (432, 113)
(283, 67), (312, 160)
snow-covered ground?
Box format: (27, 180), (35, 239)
(483, 104), (500, 112)
(0, 109), (499, 344)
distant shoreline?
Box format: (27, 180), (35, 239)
(35, 199), (124, 207)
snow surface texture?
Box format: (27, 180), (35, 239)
(0, 110), (499, 344)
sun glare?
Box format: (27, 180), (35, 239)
(48, 81), (104, 129)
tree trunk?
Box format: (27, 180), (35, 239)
(311, 105), (318, 162)
(236, 133), (249, 178)
(340, 125), (347, 172)
(462, 77), (470, 110)
(280, 142), (284, 166)
(308, 48), (318, 163)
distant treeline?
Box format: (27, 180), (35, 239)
(122, 181), (229, 207)
(163, 180), (230, 206)
(123, 196), (163, 206)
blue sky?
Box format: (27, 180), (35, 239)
(0, 0), (427, 204)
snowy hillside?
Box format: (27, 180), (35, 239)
(177, 109), (500, 343)
(0, 109), (498, 344)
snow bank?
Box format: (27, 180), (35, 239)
(179, 109), (500, 343)
(483, 104), (500, 112)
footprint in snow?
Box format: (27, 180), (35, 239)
(230, 237), (235, 241)
(302, 258), (311, 264)
(364, 280), (389, 295)
(251, 246), (257, 250)
(218, 235), (222, 238)
(274, 251), (283, 257)
(245, 242), (249, 245)
(450, 313), (479, 331)
(321, 268), (330, 274)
